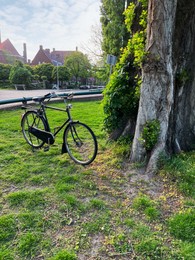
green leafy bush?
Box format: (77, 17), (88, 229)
(141, 119), (160, 151)
(103, 0), (148, 134)
(9, 60), (32, 87)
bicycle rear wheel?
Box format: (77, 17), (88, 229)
(21, 110), (47, 148)
(64, 122), (98, 165)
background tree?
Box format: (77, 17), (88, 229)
(130, 0), (195, 173)
(64, 51), (91, 86)
(100, 0), (132, 57)
(0, 63), (12, 82)
(33, 63), (54, 84)
(52, 66), (70, 88)
(81, 23), (104, 64)
(24, 64), (34, 75)
(9, 61), (32, 87)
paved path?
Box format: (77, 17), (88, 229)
(0, 89), (102, 110)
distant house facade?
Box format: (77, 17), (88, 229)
(31, 45), (75, 66)
(0, 35), (77, 66)
(0, 38), (26, 64)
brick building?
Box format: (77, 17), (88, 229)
(31, 45), (75, 65)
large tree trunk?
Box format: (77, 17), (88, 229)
(167, 0), (195, 153)
(130, 0), (195, 173)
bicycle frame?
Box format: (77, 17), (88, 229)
(37, 102), (73, 137)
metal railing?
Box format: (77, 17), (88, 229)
(0, 89), (103, 106)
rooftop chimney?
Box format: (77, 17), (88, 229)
(45, 48), (50, 55)
(23, 43), (27, 63)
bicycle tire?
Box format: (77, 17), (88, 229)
(64, 122), (98, 165)
(21, 110), (48, 148)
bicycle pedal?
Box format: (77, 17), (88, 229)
(44, 146), (50, 152)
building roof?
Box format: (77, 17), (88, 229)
(0, 38), (24, 64)
(31, 46), (52, 65)
(50, 50), (74, 65)
(0, 39), (20, 56)
(31, 45), (75, 65)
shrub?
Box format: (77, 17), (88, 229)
(141, 119), (160, 151)
(102, 1), (148, 135)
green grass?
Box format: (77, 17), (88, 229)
(0, 100), (195, 259)
(159, 152), (195, 197)
(132, 193), (160, 220)
(168, 209), (195, 242)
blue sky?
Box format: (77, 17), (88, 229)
(0, 0), (101, 61)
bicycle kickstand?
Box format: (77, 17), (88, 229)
(44, 138), (51, 152)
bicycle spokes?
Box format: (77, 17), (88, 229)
(64, 122), (97, 165)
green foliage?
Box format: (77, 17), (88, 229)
(52, 65), (70, 82)
(140, 119), (160, 151)
(64, 51), (91, 86)
(33, 63), (54, 83)
(124, 3), (135, 30)
(168, 210), (195, 242)
(124, 1), (148, 67)
(0, 63), (12, 81)
(24, 64), (34, 74)
(103, 55), (139, 132)
(100, 0), (132, 57)
(9, 60), (32, 86)
(103, 0), (148, 134)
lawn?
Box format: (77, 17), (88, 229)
(0, 100), (195, 259)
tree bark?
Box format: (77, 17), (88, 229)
(130, 0), (195, 173)
(167, 0), (195, 153)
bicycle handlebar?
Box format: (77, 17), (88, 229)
(32, 92), (74, 103)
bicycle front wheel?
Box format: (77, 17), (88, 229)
(21, 110), (47, 148)
(64, 122), (98, 165)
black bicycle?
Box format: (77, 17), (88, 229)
(21, 92), (98, 165)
